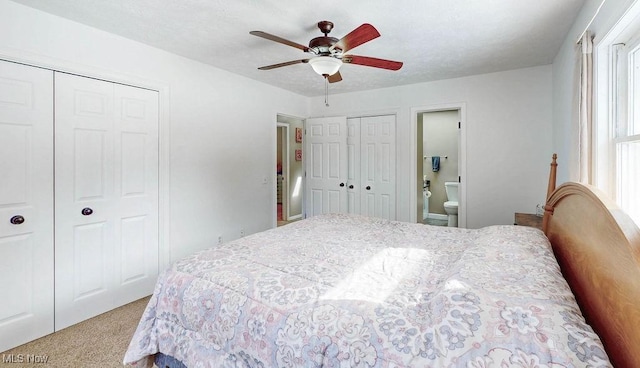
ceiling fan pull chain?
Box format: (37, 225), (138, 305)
(325, 77), (329, 107)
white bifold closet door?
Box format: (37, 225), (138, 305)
(0, 61), (54, 352)
(305, 115), (396, 220)
(54, 73), (159, 330)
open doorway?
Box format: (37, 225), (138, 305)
(276, 123), (289, 224)
(412, 104), (466, 227)
(276, 114), (304, 226)
(419, 110), (459, 226)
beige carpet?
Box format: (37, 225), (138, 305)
(1, 296), (151, 368)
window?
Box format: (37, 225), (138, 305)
(614, 38), (640, 226)
(596, 3), (640, 227)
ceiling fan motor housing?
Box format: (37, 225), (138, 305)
(309, 36), (339, 55)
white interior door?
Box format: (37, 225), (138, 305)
(360, 115), (396, 220)
(54, 72), (158, 329)
(305, 116), (348, 217)
(0, 60), (54, 352)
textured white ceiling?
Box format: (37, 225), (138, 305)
(10, 0), (585, 97)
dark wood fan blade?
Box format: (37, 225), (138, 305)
(330, 24), (380, 53)
(342, 55), (403, 70)
(257, 59), (309, 70)
(250, 31), (310, 52)
(327, 71), (342, 83)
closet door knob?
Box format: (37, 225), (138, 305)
(10, 215), (25, 225)
(339, 182), (345, 187)
(81, 207), (93, 216)
(365, 186), (371, 190)
(348, 184), (354, 189)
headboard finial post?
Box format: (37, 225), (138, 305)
(546, 154), (558, 201)
(543, 154), (558, 233)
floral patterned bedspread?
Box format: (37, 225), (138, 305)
(123, 213), (611, 367)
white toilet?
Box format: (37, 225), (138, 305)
(444, 182), (459, 227)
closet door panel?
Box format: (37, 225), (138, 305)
(359, 115), (396, 220)
(54, 72), (115, 330)
(113, 84), (159, 305)
(305, 117), (348, 216)
(0, 235), (34, 315)
(74, 129), (109, 199)
(0, 60), (54, 352)
(73, 222), (109, 298)
(309, 141), (324, 216)
(346, 118), (360, 214)
(55, 73), (159, 329)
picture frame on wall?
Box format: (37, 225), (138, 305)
(295, 149), (302, 161)
(295, 128), (302, 143)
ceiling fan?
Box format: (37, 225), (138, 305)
(250, 21), (403, 83)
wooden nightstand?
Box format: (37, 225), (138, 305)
(514, 213), (543, 230)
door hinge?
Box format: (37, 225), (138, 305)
(458, 176), (461, 183)
(458, 121), (461, 129)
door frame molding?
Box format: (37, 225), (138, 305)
(410, 103), (467, 227)
(275, 113), (305, 227)
(0, 50), (171, 268)
(276, 122), (290, 224)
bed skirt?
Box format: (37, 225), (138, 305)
(154, 353), (186, 368)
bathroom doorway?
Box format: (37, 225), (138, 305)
(412, 104), (466, 227)
(276, 114), (304, 226)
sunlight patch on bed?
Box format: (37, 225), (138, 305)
(320, 247), (431, 303)
(444, 279), (467, 290)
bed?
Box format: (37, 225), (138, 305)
(123, 155), (640, 367)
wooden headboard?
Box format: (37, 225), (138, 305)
(542, 155), (640, 368)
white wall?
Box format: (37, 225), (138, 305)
(0, 0), (308, 263)
(309, 66), (553, 228)
(552, 0), (638, 183)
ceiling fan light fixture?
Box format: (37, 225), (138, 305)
(309, 56), (342, 77)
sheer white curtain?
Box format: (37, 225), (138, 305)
(578, 31), (593, 183)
